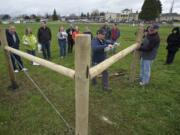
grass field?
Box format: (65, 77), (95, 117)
(0, 22), (180, 135)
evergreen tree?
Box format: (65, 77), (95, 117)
(52, 9), (58, 21)
(45, 13), (50, 19)
(100, 12), (105, 16)
(80, 12), (86, 18)
(87, 12), (90, 19)
(139, 0), (162, 21)
(2, 14), (11, 20)
(156, 0), (162, 15)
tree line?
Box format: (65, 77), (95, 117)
(1, 0), (163, 22)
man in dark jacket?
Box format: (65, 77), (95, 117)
(83, 26), (93, 40)
(139, 24), (160, 86)
(66, 24), (75, 53)
(37, 21), (52, 60)
(6, 25), (26, 73)
(101, 22), (111, 41)
(165, 27), (180, 64)
(91, 29), (113, 91)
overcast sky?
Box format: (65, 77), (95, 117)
(0, 0), (179, 16)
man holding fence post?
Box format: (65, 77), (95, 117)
(91, 29), (113, 91)
(139, 24), (160, 86)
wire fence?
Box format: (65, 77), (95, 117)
(11, 53), (74, 135)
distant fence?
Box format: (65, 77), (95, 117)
(0, 25), (144, 135)
(173, 23), (180, 27)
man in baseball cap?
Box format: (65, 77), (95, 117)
(138, 24), (160, 86)
(91, 29), (113, 91)
(151, 24), (160, 29)
(96, 29), (106, 35)
(149, 24), (160, 33)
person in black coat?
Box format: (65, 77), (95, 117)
(166, 27), (180, 64)
(37, 21), (52, 60)
(66, 24), (75, 53)
(6, 25), (26, 72)
(83, 26), (93, 40)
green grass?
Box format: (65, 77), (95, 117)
(0, 22), (180, 135)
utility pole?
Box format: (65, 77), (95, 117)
(169, 0), (175, 24)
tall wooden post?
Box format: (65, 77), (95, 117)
(0, 28), (18, 89)
(129, 25), (144, 82)
(75, 34), (91, 135)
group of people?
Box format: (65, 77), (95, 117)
(91, 23), (161, 90)
(4, 22), (81, 72)
(3, 21), (180, 91)
(139, 25), (180, 86)
(57, 25), (80, 57)
(92, 23), (180, 89)
(4, 21), (120, 74)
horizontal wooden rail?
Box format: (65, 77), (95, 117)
(4, 46), (75, 79)
(89, 43), (139, 79)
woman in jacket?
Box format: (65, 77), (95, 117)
(6, 25), (27, 72)
(57, 26), (68, 58)
(72, 26), (80, 43)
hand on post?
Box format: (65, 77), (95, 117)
(108, 44), (113, 48)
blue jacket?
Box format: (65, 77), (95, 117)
(6, 29), (20, 49)
(91, 37), (108, 63)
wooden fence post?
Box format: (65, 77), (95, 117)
(0, 28), (18, 89)
(129, 25), (144, 82)
(75, 34), (91, 135)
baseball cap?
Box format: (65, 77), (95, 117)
(41, 20), (47, 24)
(97, 29), (106, 35)
(151, 24), (160, 30)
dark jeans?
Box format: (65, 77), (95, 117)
(166, 50), (178, 64)
(26, 50), (36, 56)
(67, 38), (74, 53)
(41, 42), (51, 59)
(92, 62), (109, 89)
(58, 39), (67, 57)
(26, 50), (36, 63)
(10, 53), (24, 70)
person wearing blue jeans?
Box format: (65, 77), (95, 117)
(58, 39), (66, 57)
(91, 29), (113, 91)
(140, 58), (152, 84)
(57, 26), (68, 58)
(139, 24), (160, 86)
(41, 41), (51, 59)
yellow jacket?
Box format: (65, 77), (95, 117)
(22, 34), (37, 51)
